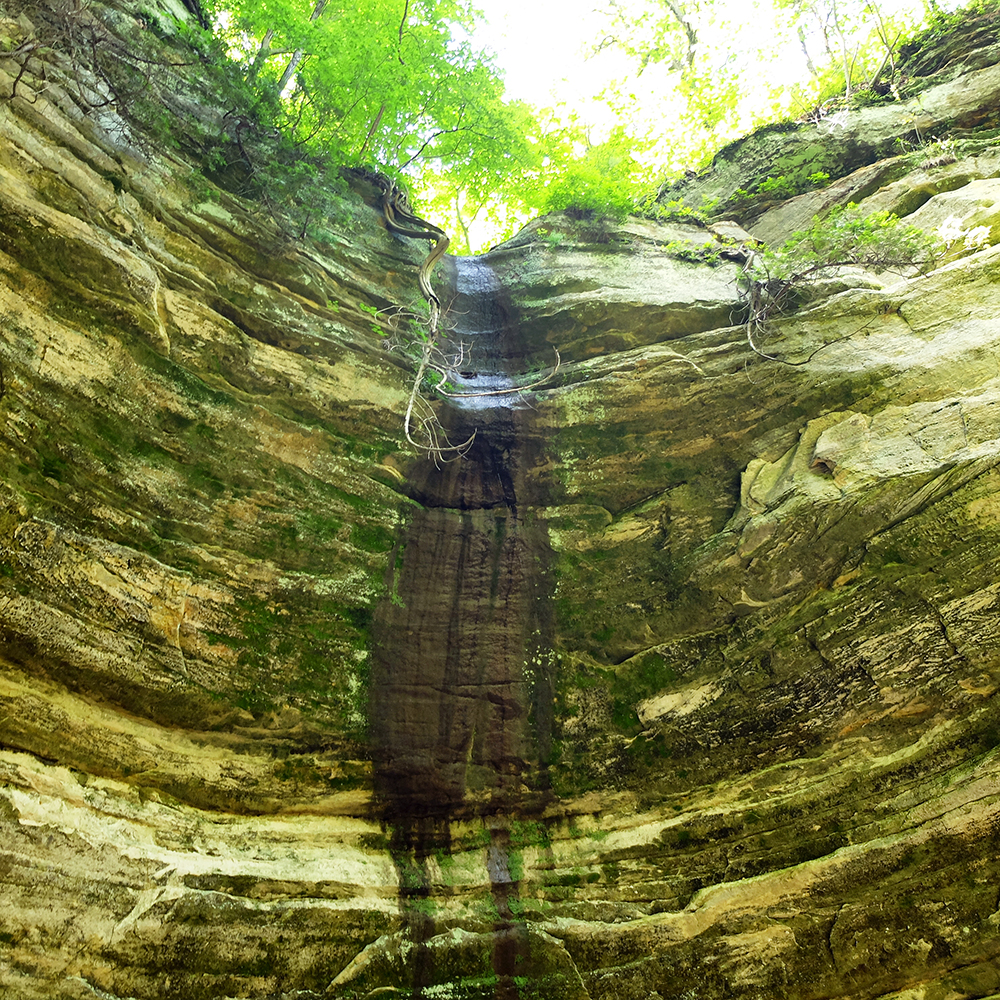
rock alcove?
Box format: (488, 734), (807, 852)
(1, 0), (1000, 997)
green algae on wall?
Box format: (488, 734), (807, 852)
(3, 0), (1000, 996)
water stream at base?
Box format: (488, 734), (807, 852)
(371, 255), (554, 997)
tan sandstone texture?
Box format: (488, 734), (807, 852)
(0, 0), (999, 998)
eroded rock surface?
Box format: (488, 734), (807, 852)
(1, 1), (999, 998)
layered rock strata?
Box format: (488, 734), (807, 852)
(1, 1), (999, 997)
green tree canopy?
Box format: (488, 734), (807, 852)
(207, 0), (548, 237)
(187, 0), (969, 249)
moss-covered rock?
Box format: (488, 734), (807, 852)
(2, 0), (1000, 997)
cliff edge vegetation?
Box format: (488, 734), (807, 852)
(1, 0), (999, 997)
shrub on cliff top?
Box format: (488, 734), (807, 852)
(763, 203), (937, 281)
(739, 203), (939, 362)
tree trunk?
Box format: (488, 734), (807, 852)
(277, 0), (327, 92)
(248, 27), (274, 83)
(830, 0), (853, 98)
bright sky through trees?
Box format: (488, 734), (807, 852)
(423, 0), (958, 249)
(471, 2), (633, 118)
(210, 0), (967, 253)
(473, 0), (955, 125)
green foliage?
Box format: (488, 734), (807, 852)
(675, 66), (741, 132)
(221, 133), (353, 241)
(535, 227), (566, 249)
(539, 129), (644, 220)
(758, 174), (799, 199)
(661, 239), (723, 265)
(407, 96), (551, 251)
(17, 0), (977, 252)
(739, 203), (938, 362)
(732, 169), (833, 209)
(211, 0), (542, 211)
(897, 0), (1000, 78)
(599, 0), (955, 210)
(760, 203), (937, 282)
(642, 195), (719, 224)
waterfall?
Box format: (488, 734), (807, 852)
(370, 253), (554, 995)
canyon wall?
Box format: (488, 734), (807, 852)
(1, 1), (999, 997)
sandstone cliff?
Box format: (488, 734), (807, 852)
(1, 1), (999, 998)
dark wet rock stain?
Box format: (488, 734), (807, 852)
(371, 255), (554, 995)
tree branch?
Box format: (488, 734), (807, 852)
(663, 0), (698, 69)
(397, 0), (410, 61)
(0, 44), (40, 102)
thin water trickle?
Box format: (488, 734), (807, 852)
(444, 256), (520, 409)
(370, 253), (554, 996)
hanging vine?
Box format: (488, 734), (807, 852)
(375, 175), (561, 462)
(375, 177), (476, 461)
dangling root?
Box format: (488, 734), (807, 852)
(377, 176), (561, 456)
(435, 349), (562, 398)
(378, 177), (475, 461)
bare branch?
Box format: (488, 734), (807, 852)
(0, 43), (40, 102)
(358, 103), (386, 159)
(436, 349), (562, 398)
(397, 0), (410, 58)
(662, 0), (698, 70)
